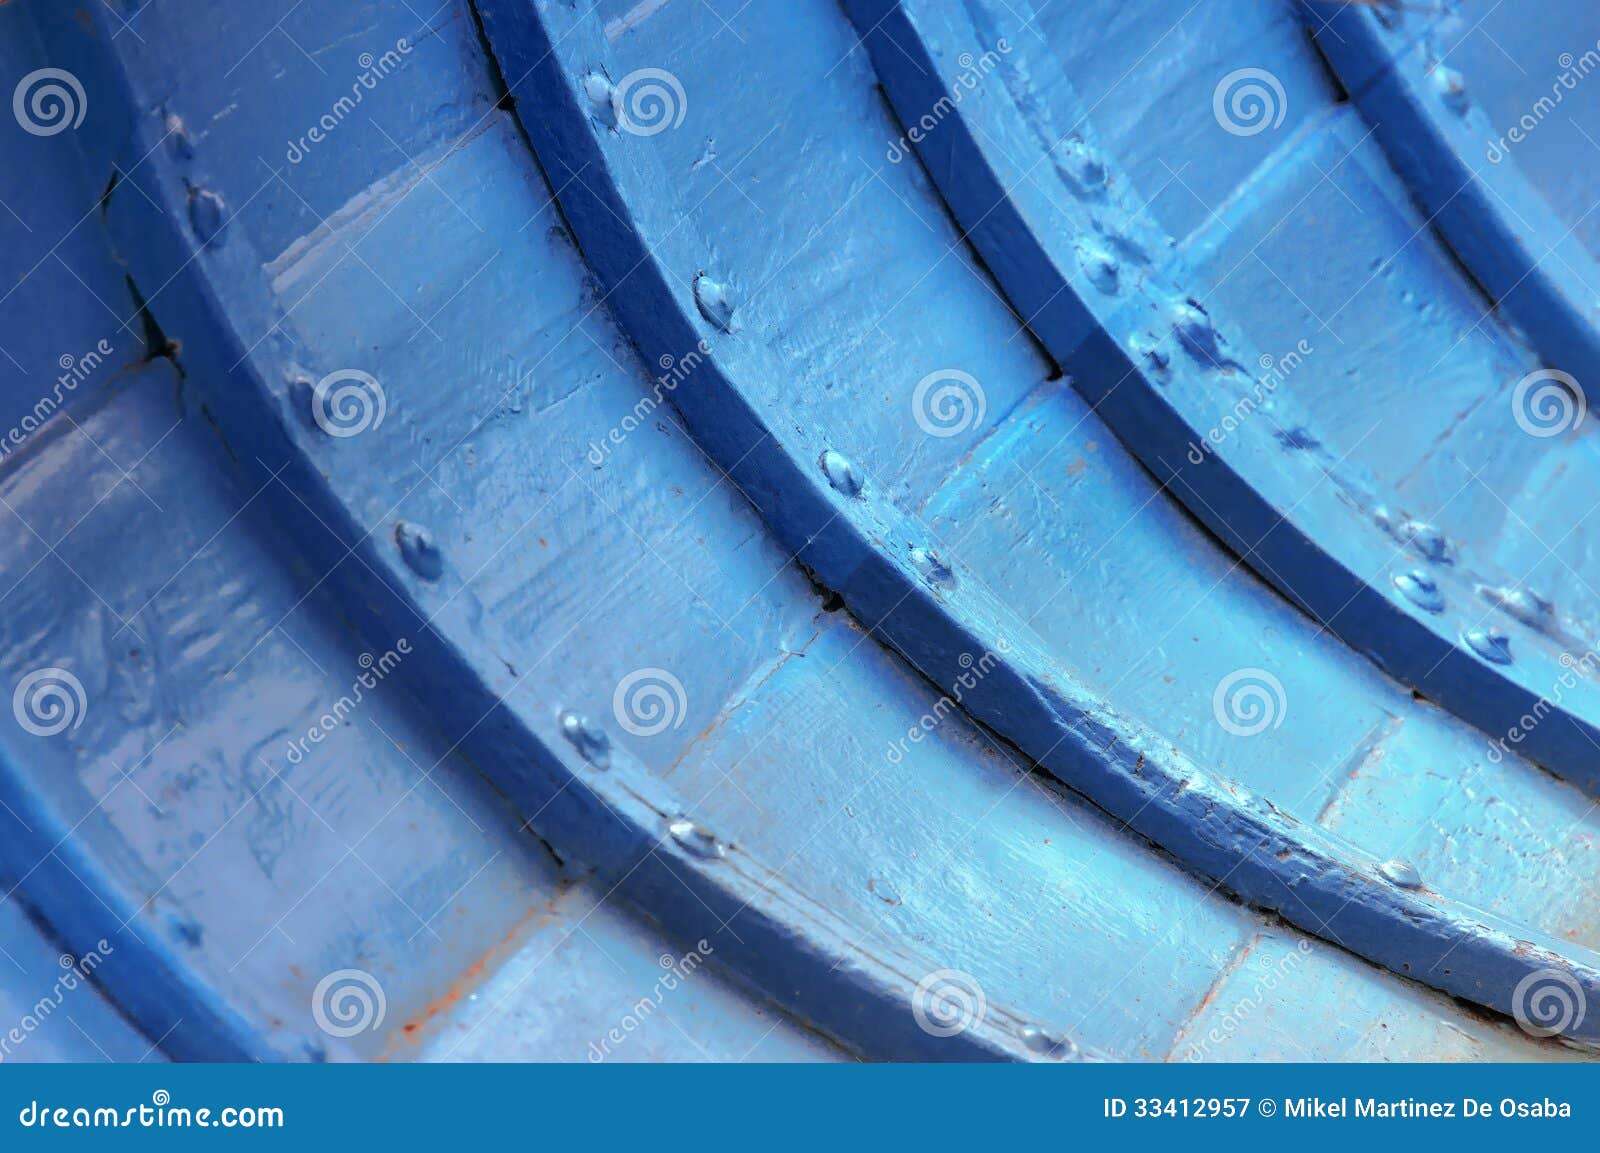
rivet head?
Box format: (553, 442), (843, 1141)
(559, 709), (611, 769)
(1393, 570), (1444, 613)
(394, 521), (443, 581)
(188, 187), (227, 248)
(1482, 586), (1552, 632)
(692, 273), (736, 332)
(819, 449), (863, 497)
(1463, 627), (1513, 665)
(1076, 243), (1119, 295)
(668, 817), (726, 859)
(583, 73), (618, 127)
(1378, 858), (1423, 889)
(909, 546), (954, 586)
(1020, 1024), (1078, 1059)
(1432, 64), (1469, 115)
(1401, 518), (1450, 563)
(1131, 334), (1170, 377)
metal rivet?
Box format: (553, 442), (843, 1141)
(668, 817), (726, 859)
(1393, 570), (1444, 613)
(1462, 627), (1513, 665)
(909, 546), (954, 585)
(1021, 1024), (1078, 1059)
(394, 521), (444, 581)
(819, 449), (863, 497)
(692, 273), (735, 332)
(1378, 858), (1422, 889)
(559, 710), (611, 769)
(188, 187), (227, 248)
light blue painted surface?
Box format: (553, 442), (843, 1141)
(0, 0), (1595, 1063)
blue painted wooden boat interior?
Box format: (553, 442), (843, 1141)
(2, 0), (1600, 1062)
